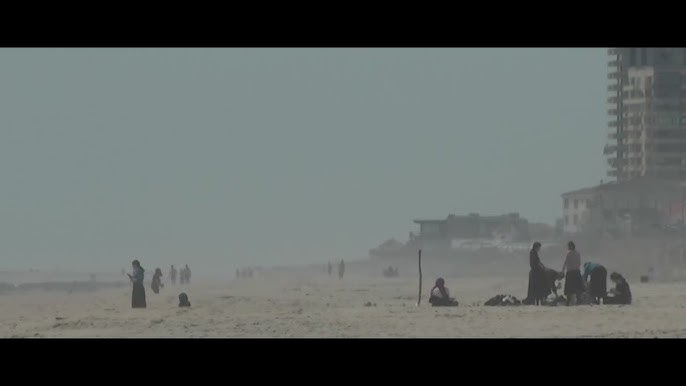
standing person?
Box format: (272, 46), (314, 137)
(526, 242), (547, 305)
(127, 259), (146, 308)
(184, 265), (191, 284)
(327, 262), (332, 277)
(582, 262), (608, 305)
(151, 268), (163, 294)
(562, 241), (583, 306)
(170, 265), (177, 286)
(338, 259), (345, 279)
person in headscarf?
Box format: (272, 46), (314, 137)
(562, 241), (583, 306)
(526, 242), (548, 305)
(428, 277), (458, 307)
(151, 268), (163, 294)
(178, 292), (191, 307)
(184, 265), (191, 284)
(605, 272), (632, 305)
(127, 259), (146, 308)
(582, 261), (607, 304)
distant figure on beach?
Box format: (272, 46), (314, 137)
(327, 262), (332, 277)
(428, 277), (459, 307)
(562, 241), (583, 306)
(582, 262), (607, 305)
(178, 292), (191, 307)
(183, 265), (191, 284)
(236, 269), (240, 279)
(151, 268), (163, 294)
(605, 272), (632, 305)
(127, 260), (146, 308)
(526, 242), (548, 305)
(170, 265), (177, 286)
(121, 268), (125, 276)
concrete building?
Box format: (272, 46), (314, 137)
(561, 177), (686, 237)
(605, 48), (686, 181)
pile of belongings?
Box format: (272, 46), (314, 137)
(484, 294), (522, 306)
(542, 293), (567, 306)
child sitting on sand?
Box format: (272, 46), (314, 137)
(179, 292), (191, 307)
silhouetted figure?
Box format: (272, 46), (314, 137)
(151, 268), (163, 294)
(562, 241), (583, 306)
(338, 260), (345, 279)
(170, 265), (177, 286)
(236, 269), (240, 279)
(605, 272), (632, 305)
(128, 259), (146, 308)
(180, 265), (191, 284)
(526, 242), (547, 305)
(178, 292), (191, 307)
(428, 277), (459, 307)
(327, 262), (332, 277)
(121, 268), (125, 276)
(582, 262), (607, 304)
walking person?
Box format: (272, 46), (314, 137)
(170, 265), (177, 286)
(338, 259), (345, 279)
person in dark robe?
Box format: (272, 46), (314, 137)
(127, 259), (146, 308)
(151, 268), (163, 294)
(327, 262), (332, 276)
(526, 242), (548, 305)
(428, 277), (459, 307)
(605, 272), (632, 305)
(562, 241), (583, 306)
(170, 265), (177, 286)
(582, 262), (608, 304)
(178, 292), (191, 307)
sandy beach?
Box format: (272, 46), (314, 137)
(2, 262), (686, 338)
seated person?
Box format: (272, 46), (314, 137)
(428, 278), (458, 307)
(178, 292), (191, 307)
(605, 272), (632, 305)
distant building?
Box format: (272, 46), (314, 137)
(606, 48), (686, 181)
(561, 177), (686, 236)
(411, 213), (529, 250)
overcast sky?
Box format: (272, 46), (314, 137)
(0, 48), (607, 272)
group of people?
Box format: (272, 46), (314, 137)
(527, 241), (632, 306)
(326, 260), (346, 279)
(382, 266), (399, 278)
(169, 264), (192, 285)
(127, 260), (193, 309)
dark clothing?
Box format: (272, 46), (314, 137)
(178, 292), (191, 307)
(429, 296), (458, 307)
(588, 265), (607, 300)
(527, 249), (548, 303)
(606, 281), (632, 305)
(151, 274), (162, 294)
(543, 268), (562, 296)
(132, 282), (147, 308)
(564, 269), (583, 296)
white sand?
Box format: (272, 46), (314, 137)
(2, 267), (686, 338)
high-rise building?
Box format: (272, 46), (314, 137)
(605, 48), (686, 181)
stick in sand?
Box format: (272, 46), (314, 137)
(416, 249), (422, 306)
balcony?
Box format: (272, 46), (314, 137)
(608, 84), (620, 92)
(608, 120), (618, 127)
(608, 60), (619, 67)
(607, 170), (619, 177)
(608, 72), (620, 80)
(608, 48), (619, 55)
(608, 108), (618, 115)
(607, 96), (619, 103)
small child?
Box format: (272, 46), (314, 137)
(179, 292), (191, 307)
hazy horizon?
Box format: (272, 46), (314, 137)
(0, 48), (607, 273)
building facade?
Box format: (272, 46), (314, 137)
(606, 48), (686, 181)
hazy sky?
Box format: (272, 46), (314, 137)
(0, 48), (607, 272)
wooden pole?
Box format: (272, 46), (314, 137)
(416, 249), (422, 307)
